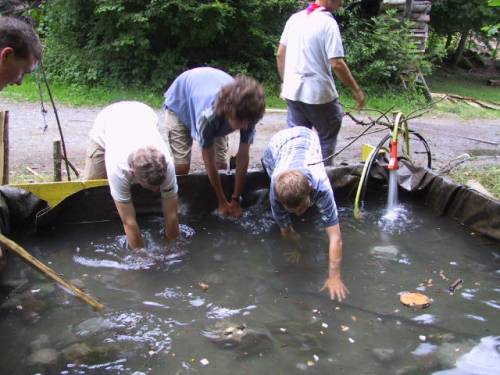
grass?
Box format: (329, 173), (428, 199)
(427, 68), (500, 103)
(449, 165), (500, 199)
(1, 71), (498, 121)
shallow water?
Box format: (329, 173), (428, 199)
(0, 198), (499, 374)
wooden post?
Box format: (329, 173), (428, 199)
(0, 111), (9, 185)
(53, 139), (62, 181)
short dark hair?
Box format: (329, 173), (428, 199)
(275, 170), (311, 209)
(130, 147), (167, 186)
(214, 75), (265, 124)
(0, 16), (42, 61)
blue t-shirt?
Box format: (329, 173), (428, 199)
(163, 67), (256, 148)
(262, 127), (339, 229)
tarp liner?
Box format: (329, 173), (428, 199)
(0, 164), (498, 241)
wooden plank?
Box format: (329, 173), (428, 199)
(53, 139), (62, 181)
(0, 111), (9, 185)
(12, 179), (109, 208)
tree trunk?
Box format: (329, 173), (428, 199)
(451, 29), (470, 68)
(445, 33), (453, 50)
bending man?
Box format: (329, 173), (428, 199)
(277, 0), (365, 163)
(83, 101), (179, 250)
(262, 127), (348, 301)
(163, 67), (265, 217)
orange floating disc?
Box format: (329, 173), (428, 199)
(400, 292), (431, 309)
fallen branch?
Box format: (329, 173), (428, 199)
(431, 93), (500, 111)
(439, 153), (471, 174)
(26, 166), (41, 178)
(0, 233), (104, 311)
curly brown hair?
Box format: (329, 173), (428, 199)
(129, 147), (167, 186)
(275, 170), (311, 209)
(214, 75), (265, 124)
(0, 16), (41, 61)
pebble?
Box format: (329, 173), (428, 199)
(200, 358), (209, 366)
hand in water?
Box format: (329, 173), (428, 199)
(285, 248), (302, 264)
(218, 201), (233, 216)
(321, 276), (349, 302)
(228, 200), (242, 218)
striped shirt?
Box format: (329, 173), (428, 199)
(262, 127), (339, 228)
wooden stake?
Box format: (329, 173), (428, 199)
(0, 111), (9, 185)
(0, 233), (104, 311)
(53, 139), (62, 181)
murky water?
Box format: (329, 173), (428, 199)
(1, 197), (499, 374)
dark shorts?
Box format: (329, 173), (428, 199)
(286, 99), (344, 163)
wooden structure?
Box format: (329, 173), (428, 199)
(382, 0), (432, 53)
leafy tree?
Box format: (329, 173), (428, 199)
(36, 0), (299, 89)
(430, 0), (499, 67)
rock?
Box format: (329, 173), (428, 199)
(70, 278), (86, 289)
(202, 321), (273, 357)
(74, 317), (114, 337)
(372, 348), (396, 363)
(29, 282), (56, 297)
(27, 348), (59, 366)
(370, 245), (399, 260)
(62, 343), (92, 363)
(30, 335), (51, 351)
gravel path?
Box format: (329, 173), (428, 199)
(0, 98), (498, 182)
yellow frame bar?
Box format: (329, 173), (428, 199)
(12, 179), (108, 208)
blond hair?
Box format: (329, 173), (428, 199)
(275, 170), (310, 208)
(129, 147), (167, 186)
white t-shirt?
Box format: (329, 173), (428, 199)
(280, 8), (344, 104)
(89, 101), (178, 203)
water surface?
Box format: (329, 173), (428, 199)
(0, 198), (499, 374)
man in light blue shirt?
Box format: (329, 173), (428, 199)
(262, 127), (348, 301)
(164, 67), (265, 217)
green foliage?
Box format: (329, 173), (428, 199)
(430, 0), (498, 35)
(341, 9), (431, 87)
(426, 32), (449, 65)
(36, 0), (300, 89)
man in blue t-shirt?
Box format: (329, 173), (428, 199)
(164, 67), (265, 217)
(262, 127), (348, 302)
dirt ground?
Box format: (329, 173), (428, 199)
(0, 98), (498, 182)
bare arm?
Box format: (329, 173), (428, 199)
(229, 143), (250, 217)
(280, 225), (301, 244)
(202, 146), (231, 215)
(276, 44), (286, 82)
(330, 58), (365, 109)
(114, 201), (144, 250)
(321, 224), (349, 301)
(161, 195), (180, 241)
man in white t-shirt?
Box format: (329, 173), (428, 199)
(83, 101), (179, 250)
(276, 0), (365, 164)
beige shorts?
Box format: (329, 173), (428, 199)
(164, 110), (228, 166)
(83, 140), (107, 180)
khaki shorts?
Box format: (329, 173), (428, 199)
(164, 110), (228, 166)
(83, 140), (107, 180)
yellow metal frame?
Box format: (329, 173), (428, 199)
(12, 179), (108, 208)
